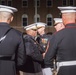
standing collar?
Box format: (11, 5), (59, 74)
(0, 22), (11, 27)
(65, 23), (76, 27)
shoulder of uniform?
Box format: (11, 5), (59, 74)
(24, 35), (33, 42)
(11, 28), (23, 35)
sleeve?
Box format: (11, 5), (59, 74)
(17, 34), (26, 66)
(44, 34), (57, 68)
(25, 38), (43, 62)
(31, 44), (43, 62)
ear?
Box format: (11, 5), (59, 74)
(10, 16), (13, 22)
(7, 16), (14, 24)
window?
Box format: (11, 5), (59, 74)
(46, 14), (53, 26)
(22, 14), (28, 26)
(62, 0), (67, 6)
(7, 0), (12, 6)
(1, 0), (6, 5)
(34, 14), (40, 22)
(34, 0), (40, 7)
(46, 0), (53, 7)
(37, 0), (40, 7)
(37, 17), (40, 22)
(22, 0), (28, 7)
(69, 0), (74, 6)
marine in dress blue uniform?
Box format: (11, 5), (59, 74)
(36, 22), (53, 75)
(0, 5), (25, 75)
(53, 18), (65, 74)
(44, 6), (76, 75)
(20, 24), (43, 75)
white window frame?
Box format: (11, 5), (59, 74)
(22, 14), (28, 27)
(46, 14), (53, 26)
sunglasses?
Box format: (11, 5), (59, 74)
(31, 29), (37, 31)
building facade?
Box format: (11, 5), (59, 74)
(0, 0), (76, 33)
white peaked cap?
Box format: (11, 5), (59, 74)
(0, 5), (18, 13)
(24, 23), (37, 30)
(54, 18), (62, 24)
(36, 22), (47, 28)
(58, 6), (76, 13)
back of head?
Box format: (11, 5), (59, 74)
(0, 5), (17, 23)
(0, 12), (12, 22)
(58, 6), (76, 25)
(62, 12), (76, 25)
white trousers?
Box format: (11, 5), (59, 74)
(42, 68), (53, 75)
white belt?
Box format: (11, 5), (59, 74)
(57, 60), (76, 67)
(57, 60), (76, 74)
